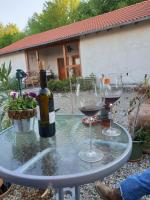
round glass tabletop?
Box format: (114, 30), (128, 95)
(0, 115), (132, 188)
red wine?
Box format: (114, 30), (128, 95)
(105, 95), (120, 105)
(79, 105), (101, 116)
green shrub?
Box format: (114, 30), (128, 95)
(9, 77), (19, 91)
(135, 127), (150, 143)
(47, 78), (76, 92)
(0, 61), (12, 93)
(47, 77), (96, 92)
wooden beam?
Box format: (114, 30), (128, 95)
(35, 50), (40, 71)
(78, 40), (82, 76)
(26, 39), (80, 52)
(63, 44), (67, 79)
(25, 51), (30, 72)
(35, 50), (39, 62)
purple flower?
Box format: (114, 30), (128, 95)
(28, 92), (37, 98)
(10, 91), (18, 99)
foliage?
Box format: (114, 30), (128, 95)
(0, 0), (144, 47)
(0, 62), (23, 92)
(26, 0), (80, 35)
(135, 127), (150, 144)
(134, 74), (150, 98)
(47, 76), (96, 92)
(0, 112), (11, 130)
(4, 92), (37, 111)
(77, 76), (96, 91)
(8, 77), (20, 91)
(0, 23), (25, 48)
(0, 62), (12, 92)
(25, 0), (144, 35)
(86, 0), (143, 16)
(0, 63), (29, 130)
(48, 77), (76, 92)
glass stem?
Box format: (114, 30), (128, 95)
(89, 117), (93, 151)
(110, 116), (113, 130)
(109, 106), (113, 130)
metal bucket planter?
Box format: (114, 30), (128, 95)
(8, 109), (37, 133)
(129, 141), (143, 162)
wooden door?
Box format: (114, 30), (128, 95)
(57, 58), (66, 80)
(72, 55), (81, 77)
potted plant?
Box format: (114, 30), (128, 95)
(4, 91), (37, 133)
(135, 127), (150, 154)
(128, 93), (150, 161)
(128, 96), (143, 162)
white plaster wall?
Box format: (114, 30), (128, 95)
(0, 51), (26, 77)
(80, 22), (150, 83)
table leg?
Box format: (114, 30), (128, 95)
(56, 186), (80, 200)
(75, 186), (80, 200)
(58, 188), (64, 200)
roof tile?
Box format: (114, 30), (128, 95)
(0, 0), (150, 55)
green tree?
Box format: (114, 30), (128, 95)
(0, 0), (145, 46)
(26, 0), (80, 35)
(26, 0), (144, 35)
(72, 1), (93, 21)
(0, 23), (25, 48)
(0, 23), (5, 38)
(84, 0), (144, 17)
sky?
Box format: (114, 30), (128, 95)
(0, 0), (46, 31)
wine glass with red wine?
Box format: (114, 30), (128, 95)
(102, 74), (123, 136)
(76, 77), (104, 162)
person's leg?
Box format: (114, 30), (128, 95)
(96, 167), (150, 200)
(120, 167), (150, 200)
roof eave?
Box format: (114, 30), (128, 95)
(80, 15), (150, 37)
(0, 15), (150, 56)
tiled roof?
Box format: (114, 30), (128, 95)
(0, 0), (150, 55)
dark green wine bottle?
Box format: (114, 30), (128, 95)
(37, 69), (55, 137)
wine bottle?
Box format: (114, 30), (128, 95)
(37, 68), (55, 137)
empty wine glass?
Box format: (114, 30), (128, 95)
(76, 77), (104, 162)
(102, 74), (123, 136)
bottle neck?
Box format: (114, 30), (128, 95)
(40, 70), (47, 88)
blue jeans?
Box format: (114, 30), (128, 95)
(120, 167), (150, 200)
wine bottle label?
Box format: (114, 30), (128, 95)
(37, 106), (40, 120)
(49, 111), (55, 124)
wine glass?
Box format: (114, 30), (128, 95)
(102, 74), (123, 136)
(76, 77), (104, 162)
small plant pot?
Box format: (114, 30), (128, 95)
(129, 141), (143, 162)
(8, 109), (37, 133)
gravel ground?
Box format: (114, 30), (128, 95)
(2, 89), (150, 200)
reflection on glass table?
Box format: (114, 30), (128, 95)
(0, 115), (132, 200)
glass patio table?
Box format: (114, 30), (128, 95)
(0, 115), (132, 200)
